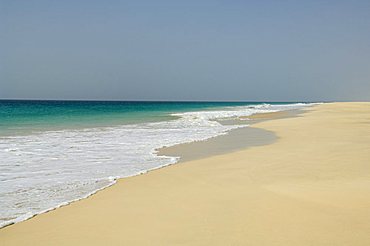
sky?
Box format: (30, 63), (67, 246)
(1, 0), (370, 101)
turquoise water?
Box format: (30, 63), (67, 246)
(0, 100), (312, 228)
(0, 100), (268, 135)
(0, 100), (303, 136)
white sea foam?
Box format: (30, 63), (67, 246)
(0, 103), (313, 228)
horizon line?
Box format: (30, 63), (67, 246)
(0, 98), (324, 103)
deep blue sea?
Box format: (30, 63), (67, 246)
(0, 100), (312, 227)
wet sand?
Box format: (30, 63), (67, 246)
(157, 109), (300, 162)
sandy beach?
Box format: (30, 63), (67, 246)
(1, 102), (370, 245)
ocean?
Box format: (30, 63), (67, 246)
(0, 100), (312, 227)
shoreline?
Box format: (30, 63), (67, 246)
(157, 109), (303, 163)
(0, 107), (298, 229)
(1, 102), (370, 245)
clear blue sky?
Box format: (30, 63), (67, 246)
(1, 0), (370, 101)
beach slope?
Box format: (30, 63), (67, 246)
(1, 102), (370, 245)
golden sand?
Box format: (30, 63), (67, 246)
(1, 102), (370, 245)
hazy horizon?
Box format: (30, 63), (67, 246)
(0, 98), (321, 102)
(1, 1), (370, 101)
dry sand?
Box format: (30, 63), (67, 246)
(1, 102), (370, 245)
